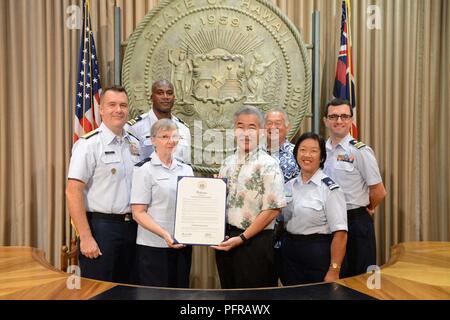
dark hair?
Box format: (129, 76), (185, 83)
(102, 85), (127, 97)
(324, 98), (353, 117)
(293, 132), (327, 169)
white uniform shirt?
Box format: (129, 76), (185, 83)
(125, 109), (191, 163)
(323, 134), (383, 210)
(67, 122), (141, 214)
(283, 169), (347, 235)
(130, 152), (194, 248)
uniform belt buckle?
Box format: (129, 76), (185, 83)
(124, 214), (131, 222)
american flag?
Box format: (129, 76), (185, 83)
(73, 0), (101, 142)
(333, 0), (358, 139)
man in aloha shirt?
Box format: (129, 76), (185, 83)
(213, 106), (286, 289)
(264, 107), (300, 183)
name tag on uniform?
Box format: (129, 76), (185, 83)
(156, 177), (169, 181)
(105, 151), (115, 155)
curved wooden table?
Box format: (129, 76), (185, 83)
(0, 242), (449, 300)
(337, 241), (450, 299)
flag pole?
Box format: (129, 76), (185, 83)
(346, 0), (354, 107)
(114, 6), (122, 86)
(83, 0), (88, 138)
(346, 0), (358, 138)
(312, 11), (321, 134)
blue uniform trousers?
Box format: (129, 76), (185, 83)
(342, 207), (376, 277)
(280, 233), (334, 285)
(135, 244), (192, 288)
(78, 212), (137, 284)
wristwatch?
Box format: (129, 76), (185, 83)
(330, 262), (341, 270)
(239, 233), (248, 244)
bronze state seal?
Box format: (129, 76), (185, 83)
(123, 0), (311, 173)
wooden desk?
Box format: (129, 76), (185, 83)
(0, 247), (115, 299)
(337, 241), (450, 299)
(1, 242), (449, 300)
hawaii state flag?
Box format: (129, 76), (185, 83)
(333, 0), (358, 139)
(73, 0), (102, 142)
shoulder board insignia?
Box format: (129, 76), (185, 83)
(127, 131), (139, 141)
(175, 157), (191, 166)
(173, 116), (189, 128)
(135, 157), (151, 167)
(322, 177), (340, 191)
(127, 115), (143, 126)
(81, 130), (99, 139)
(350, 139), (366, 149)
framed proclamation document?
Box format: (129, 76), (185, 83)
(174, 177), (227, 246)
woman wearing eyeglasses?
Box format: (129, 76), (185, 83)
(130, 119), (193, 288)
(280, 132), (348, 285)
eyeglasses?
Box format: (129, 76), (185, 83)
(155, 134), (182, 142)
(326, 114), (352, 121)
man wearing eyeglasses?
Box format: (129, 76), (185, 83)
(126, 80), (191, 164)
(323, 98), (386, 277)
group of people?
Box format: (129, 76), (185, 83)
(66, 79), (386, 289)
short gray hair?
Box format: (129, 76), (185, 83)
(265, 107), (290, 126)
(233, 106), (264, 127)
(150, 119), (178, 137)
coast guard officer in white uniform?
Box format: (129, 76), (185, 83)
(281, 132), (348, 285)
(126, 80), (191, 164)
(323, 98), (387, 277)
(66, 86), (140, 284)
(131, 119), (194, 288)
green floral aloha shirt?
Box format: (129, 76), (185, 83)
(219, 149), (287, 230)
